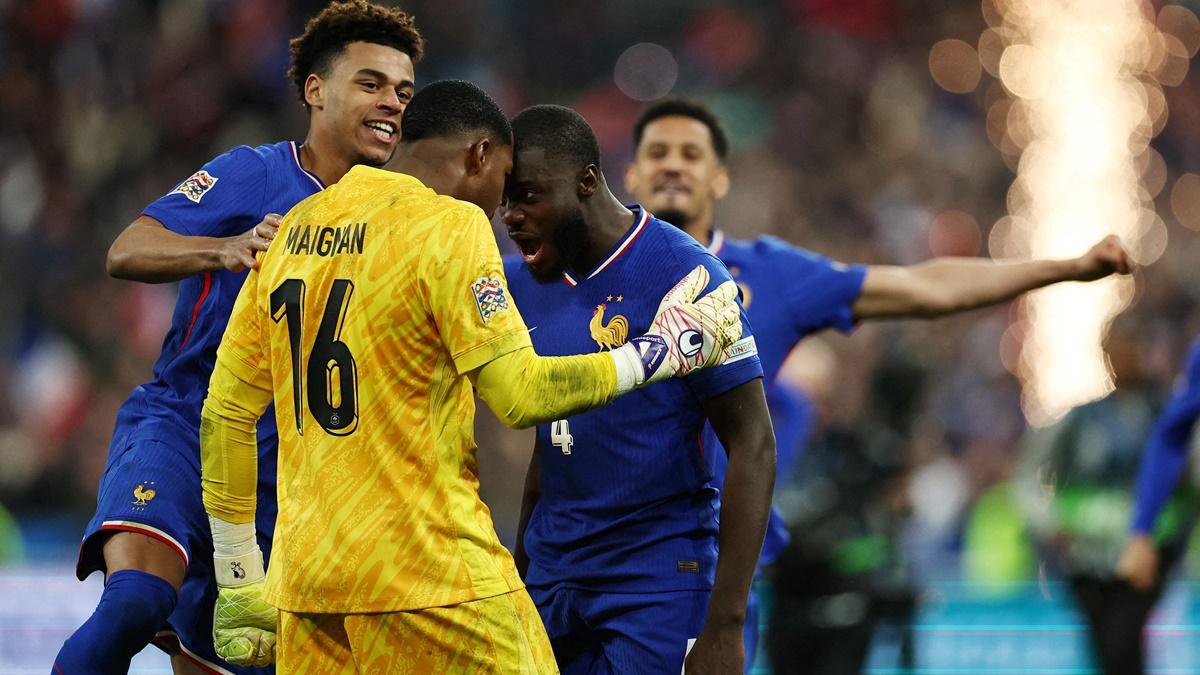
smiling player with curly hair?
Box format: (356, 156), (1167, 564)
(55, 3), (424, 673)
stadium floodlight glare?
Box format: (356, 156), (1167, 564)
(988, 0), (1185, 425)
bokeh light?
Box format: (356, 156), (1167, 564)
(613, 42), (678, 101)
(1156, 33), (1191, 87)
(977, 28), (1009, 78)
(986, 0), (1184, 426)
(1170, 173), (1200, 231)
(929, 210), (982, 257)
(1159, 4), (1200, 57)
(929, 39), (983, 93)
(1137, 147), (1168, 199)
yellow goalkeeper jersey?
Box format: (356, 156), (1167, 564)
(211, 166), (532, 613)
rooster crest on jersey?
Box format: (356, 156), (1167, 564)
(590, 303), (628, 351)
(168, 170), (218, 204)
(471, 276), (510, 324)
(132, 482), (157, 507)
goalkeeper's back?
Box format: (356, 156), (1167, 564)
(218, 164), (533, 613)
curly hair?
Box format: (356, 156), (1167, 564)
(288, 1), (425, 108)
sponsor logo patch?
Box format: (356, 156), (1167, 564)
(471, 276), (510, 324)
(630, 334), (668, 377)
(677, 329), (702, 358)
(725, 336), (758, 364)
(169, 170), (218, 203)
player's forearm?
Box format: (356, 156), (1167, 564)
(107, 216), (226, 282)
(472, 346), (620, 429)
(1130, 434), (1188, 535)
(1130, 395), (1200, 533)
(707, 434), (775, 626)
(855, 257), (1081, 320)
(200, 361), (269, 524)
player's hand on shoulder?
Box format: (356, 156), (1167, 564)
(615, 265), (743, 387)
(1075, 234), (1134, 281)
(684, 623), (744, 675)
(221, 213), (281, 273)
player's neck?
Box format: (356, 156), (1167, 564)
(297, 138), (354, 187)
(687, 221), (712, 247)
(686, 208), (714, 247)
(575, 190), (635, 274)
(388, 142), (461, 197)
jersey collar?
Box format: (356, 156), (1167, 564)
(290, 141), (326, 191)
(707, 229), (725, 256)
(562, 206), (651, 287)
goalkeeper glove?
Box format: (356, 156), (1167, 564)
(611, 265), (742, 391)
(209, 516), (276, 667)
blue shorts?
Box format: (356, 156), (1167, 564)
(528, 585), (710, 675)
(76, 418), (277, 675)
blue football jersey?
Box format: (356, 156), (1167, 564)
(506, 208), (764, 594)
(125, 141), (324, 477)
(702, 230), (867, 565)
(1131, 336), (1200, 535)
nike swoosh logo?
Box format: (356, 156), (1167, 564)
(528, 326), (538, 333)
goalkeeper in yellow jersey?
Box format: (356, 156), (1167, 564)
(199, 79), (745, 673)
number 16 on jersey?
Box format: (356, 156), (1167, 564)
(551, 419), (573, 455)
(271, 278), (360, 436)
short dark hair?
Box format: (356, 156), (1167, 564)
(288, 0), (425, 109)
(400, 80), (512, 146)
(510, 105), (601, 173)
(633, 98), (729, 161)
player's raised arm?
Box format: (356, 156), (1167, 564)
(198, 266), (278, 667)
(851, 235), (1134, 320)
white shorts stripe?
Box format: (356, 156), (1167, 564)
(100, 520), (190, 565)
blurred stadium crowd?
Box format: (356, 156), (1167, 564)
(3, 0), (1200, 649)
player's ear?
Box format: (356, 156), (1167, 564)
(578, 165), (599, 198)
(713, 164), (730, 199)
(466, 138), (490, 176)
(304, 74), (325, 109)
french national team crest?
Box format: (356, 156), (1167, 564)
(131, 481), (157, 510)
(471, 276), (510, 324)
(590, 301), (628, 351)
(169, 170), (218, 203)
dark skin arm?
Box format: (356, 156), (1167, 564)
(106, 214), (280, 283)
(514, 443), (542, 579)
(686, 378), (775, 675)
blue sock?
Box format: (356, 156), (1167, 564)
(53, 569), (178, 674)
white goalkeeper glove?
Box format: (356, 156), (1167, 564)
(611, 265), (743, 392)
(209, 516), (276, 667)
